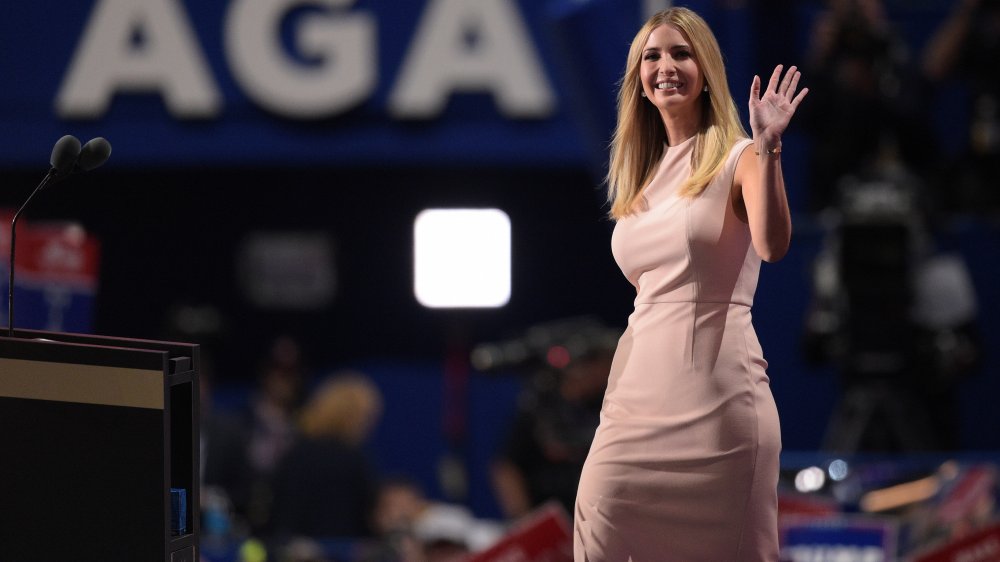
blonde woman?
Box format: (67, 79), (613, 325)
(269, 374), (383, 539)
(574, 7), (807, 561)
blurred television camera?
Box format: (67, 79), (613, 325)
(804, 173), (980, 451)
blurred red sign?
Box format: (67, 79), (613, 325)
(466, 503), (572, 562)
(911, 523), (1000, 562)
(3, 215), (99, 290)
(938, 466), (998, 525)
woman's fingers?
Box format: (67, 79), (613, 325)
(767, 64), (783, 94)
(791, 87), (810, 109)
(779, 65), (798, 97)
(785, 69), (801, 99)
(754, 65), (808, 114)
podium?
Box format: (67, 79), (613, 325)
(0, 329), (199, 562)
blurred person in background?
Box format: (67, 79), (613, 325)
(201, 368), (253, 536)
(491, 347), (611, 520)
(267, 372), (383, 540)
(574, 7), (807, 560)
(796, 0), (982, 452)
(245, 335), (309, 531)
(370, 476), (503, 562)
(923, 0), (1000, 212)
(800, 0), (934, 213)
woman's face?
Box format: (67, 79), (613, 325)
(640, 24), (705, 115)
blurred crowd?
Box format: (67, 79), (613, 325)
(800, 0), (1000, 216)
(195, 319), (612, 562)
(195, 334), (502, 562)
(796, 0), (988, 452)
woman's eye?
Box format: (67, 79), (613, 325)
(644, 53), (659, 61)
(675, 50), (691, 59)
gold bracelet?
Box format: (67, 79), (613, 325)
(754, 146), (781, 156)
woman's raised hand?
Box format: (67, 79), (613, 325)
(748, 64), (808, 148)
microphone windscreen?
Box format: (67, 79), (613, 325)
(50, 135), (81, 172)
(77, 137), (112, 171)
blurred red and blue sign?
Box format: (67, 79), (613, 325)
(0, 211), (100, 333)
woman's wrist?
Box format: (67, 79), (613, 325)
(754, 136), (782, 156)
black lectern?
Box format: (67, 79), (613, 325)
(0, 329), (199, 562)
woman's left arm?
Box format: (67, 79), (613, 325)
(736, 64), (808, 263)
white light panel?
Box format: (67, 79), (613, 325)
(414, 208), (511, 308)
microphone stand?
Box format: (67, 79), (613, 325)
(8, 169), (59, 337)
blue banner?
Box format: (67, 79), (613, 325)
(0, 0), (672, 168)
(780, 517), (898, 562)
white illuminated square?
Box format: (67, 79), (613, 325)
(414, 209), (511, 308)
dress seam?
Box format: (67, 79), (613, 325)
(684, 197), (699, 367)
(734, 323), (761, 560)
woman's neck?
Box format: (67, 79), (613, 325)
(660, 105), (701, 146)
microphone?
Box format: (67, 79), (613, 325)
(75, 137), (112, 172)
(7, 135), (109, 337)
(47, 134), (83, 183)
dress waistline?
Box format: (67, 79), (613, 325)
(634, 299), (752, 308)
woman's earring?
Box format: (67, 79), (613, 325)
(641, 91), (647, 98)
(703, 85), (709, 92)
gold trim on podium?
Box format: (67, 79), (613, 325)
(0, 358), (164, 410)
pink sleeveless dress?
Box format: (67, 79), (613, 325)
(574, 137), (780, 561)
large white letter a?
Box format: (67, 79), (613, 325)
(55, 0), (221, 119)
(389, 0), (556, 119)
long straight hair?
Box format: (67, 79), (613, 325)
(607, 7), (747, 219)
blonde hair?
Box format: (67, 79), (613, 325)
(607, 7), (747, 219)
(299, 373), (383, 445)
